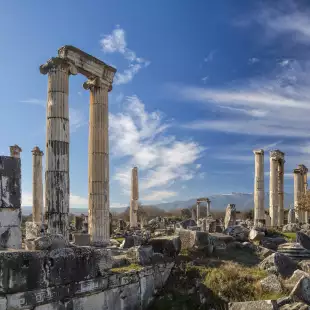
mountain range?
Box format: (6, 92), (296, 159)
(21, 192), (295, 215)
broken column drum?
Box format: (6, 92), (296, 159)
(253, 149), (265, 226)
(129, 167), (139, 229)
(32, 147), (44, 224)
(40, 57), (77, 238)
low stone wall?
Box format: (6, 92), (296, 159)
(0, 246), (174, 310)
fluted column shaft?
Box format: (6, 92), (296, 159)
(206, 200), (211, 217)
(304, 173), (308, 224)
(253, 150), (265, 225)
(270, 158), (278, 227)
(32, 147), (44, 224)
(40, 58), (76, 238)
(130, 167), (139, 228)
(294, 170), (303, 223)
(278, 159), (284, 226)
(196, 202), (200, 222)
(85, 79), (110, 244)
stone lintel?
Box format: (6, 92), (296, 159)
(253, 149), (264, 155)
(58, 45), (116, 82)
(32, 146), (44, 156)
(83, 76), (111, 91)
(270, 149), (285, 161)
(39, 57), (78, 75)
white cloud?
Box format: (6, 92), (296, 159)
(20, 98), (45, 106)
(248, 57), (260, 64)
(22, 192), (88, 207)
(69, 108), (86, 133)
(201, 76), (209, 84)
(204, 50), (217, 63)
(115, 92), (124, 103)
(143, 191), (178, 201)
(100, 25), (150, 85)
(110, 95), (204, 203)
(110, 202), (127, 209)
(177, 58), (310, 138)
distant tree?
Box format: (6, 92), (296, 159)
(181, 208), (191, 219)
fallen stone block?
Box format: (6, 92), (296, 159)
(228, 300), (278, 309)
(260, 274), (282, 294)
(299, 260), (310, 273)
(297, 231), (310, 251)
(278, 243), (310, 262)
(120, 235), (143, 249)
(283, 223), (300, 232)
(178, 230), (212, 251)
(260, 252), (298, 278)
(25, 234), (69, 251)
(285, 270), (310, 291)
(149, 235), (181, 257)
(249, 228), (265, 242)
(290, 276), (310, 305)
(126, 245), (153, 265)
(224, 225), (249, 242)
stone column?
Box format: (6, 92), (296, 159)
(277, 157), (285, 226)
(294, 168), (303, 223)
(304, 171), (309, 224)
(130, 167), (139, 229)
(83, 77), (113, 245)
(269, 152), (278, 227)
(32, 147), (44, 224)
(40, 57), (77, 238)
(206, 199), (211, 217)
(196, 202), (200, 223)
(253, 149), (265, 226)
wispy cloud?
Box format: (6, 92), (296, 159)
(100, 25), (150, 85)
(109, 95), (205, 203)
(204, 50), (217, 63)
(20, 98), (45, 106)
(201, 76), (209, 84)
(248, 57), (260, 64)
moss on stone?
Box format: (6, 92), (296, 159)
(111, 263), (143, 273)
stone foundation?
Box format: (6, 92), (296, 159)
(0, 246), (173, 309)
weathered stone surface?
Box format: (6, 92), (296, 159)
(224, 204), (236, 229)
(149, 235), (181, 257)
(260, 252), (298, 278)
(179, 219), (196, 229)
(297, 231), (310, 251)
(25, 222), (42, 240)
(178, 229), (212, 252)
(120, 235), (143, 249)
(0, 250), (47, 293)
(256, 246), (275, 258)
(260, 274), (282, 294)
(299, 260), (310, 273)
(283, 223), (300, 232)
(288, 209), (296, 224)
(260, 237), (287, 250)
(249, 228), (265, 242)
(290, 276), (310, 305)
(0, 156), (21, 208)
(34, 302), (65, 310)
(0, 297), (7, 310)
(0, 226), (21, 249)
(224, 225), (249, 242)
(126, 245), (153, 265)
(0, 208), (21, 227)
(285, 270), (310, 291)
(72, 233), (90, 246)
(25, 234), (69, 251)
(228, 300), (277, 309)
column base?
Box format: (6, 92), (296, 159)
(90, 240), (109, 248)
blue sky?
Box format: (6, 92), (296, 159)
(1, 0), (310, 209)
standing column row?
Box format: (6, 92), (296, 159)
(40, 57), (77, 239)
(294, 165), (308, 224)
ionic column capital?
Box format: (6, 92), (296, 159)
(40, 57), (78, 75)
(32, 146), (44, 156)
(83, 77), (112, 92)
(10, 144), (22, 158)
(253, 149), (264, 155)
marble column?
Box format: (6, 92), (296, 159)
(278, 158), (285, 226)
(83, 76), (114, 245)
(253, 149), (265, 226)
(32, 147), (44, 224)
(206, 198), (211, 217)
(269, 153), (278, 227)
(130, 167), (139, 229)
(40, 57), (77, 238)
(298, 165), (308, 224)
(294, 168), (303, 223)
(196, 202), (200, 223)
(304, 170), (309, 224)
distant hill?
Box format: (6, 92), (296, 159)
(21, 192), (295, 215)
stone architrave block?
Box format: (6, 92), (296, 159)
(0, 250), (47, 294)
(0, 208), (21, 227)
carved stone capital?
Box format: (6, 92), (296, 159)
(10, 144), (22, 158)
(293, 168), (301, 175)
(83, 77), (111, 92)
(253, 149), (264, 155)
(298, 164), (308, 175)
(32, 146), (44, 156)
(270, 149), (285, 161)
(40, 57), (78, 75)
